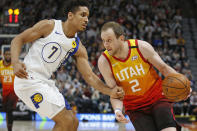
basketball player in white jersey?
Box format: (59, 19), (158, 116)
(10, 0), (124, 131)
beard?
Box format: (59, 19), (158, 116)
(4, 59), (11, 63)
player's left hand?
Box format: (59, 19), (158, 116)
(110, 86), (125, 99)
(115, 110), (129, 123)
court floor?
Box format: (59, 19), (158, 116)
(0, 120), (194, 131)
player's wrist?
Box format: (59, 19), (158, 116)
(114, 108), (122, 115)
(12, 60), (20, 65)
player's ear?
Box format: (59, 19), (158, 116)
(68, 12), (74, 20)
(119, 35), (125, 41)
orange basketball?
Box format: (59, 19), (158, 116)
(162, 73), (191, 102)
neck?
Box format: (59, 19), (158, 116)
(114, 41), (129, 59)
(62, 21), (77, 38)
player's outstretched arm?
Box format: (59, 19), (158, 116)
(137, 40), (178, 77)
(11, 20), (54, 79)
(98, 55), (129, 123)
(138, 40), (192, 100)
(74, 42), (124, 98)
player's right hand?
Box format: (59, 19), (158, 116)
(110, 86), (125, 99)
(115, 110), (129, 123)
(183, 87), (192, 101)
(13, 61), (28, 79)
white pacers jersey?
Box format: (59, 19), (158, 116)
(24, 20), (79, 79)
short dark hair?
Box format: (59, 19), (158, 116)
(65, 0), (89, 18)
(101, 21), (125, 38)
(3, 48), (10, 54)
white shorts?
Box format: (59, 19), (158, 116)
(14, 76), (70, 119)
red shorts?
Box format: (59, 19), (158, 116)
(2, 92), (18, 112)
(126, 99), (181, 131)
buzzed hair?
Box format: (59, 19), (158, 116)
(64, 0), (89, 19)
(3, 48), (10, 54)
(101, 21), (125, 38)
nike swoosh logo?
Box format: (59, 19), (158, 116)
(55, 31), (62, 35)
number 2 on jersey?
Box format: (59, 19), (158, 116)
(3, 76), (12, 83)
(48, 46), (58, 59)
(129, 79), (141, 92)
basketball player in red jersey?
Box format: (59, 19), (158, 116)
(98, 21), (186, 131)
(0, 49), (18, 131)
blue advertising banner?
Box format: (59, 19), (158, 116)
(0, 112), (130, 122)
(0, 112), (135, 130)
(35, 113), (130, 122)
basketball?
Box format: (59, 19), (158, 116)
(162, 73), (191, 102)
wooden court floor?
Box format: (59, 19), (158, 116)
(0, 120), (194, 131)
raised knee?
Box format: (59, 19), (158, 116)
(63, 115), (74, 124)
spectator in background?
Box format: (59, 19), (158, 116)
(177, 34), (185, 47)
(189, 91), (197, 115)
(173, 9), (182, 22)
(0, 49), (18, 131)
(91, 90), (100, 105)
(153, 34), (163, 47)
(169, 33), (178, 49)
(56, 66), (67, 83)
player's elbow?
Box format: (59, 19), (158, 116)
(11, 35), (24, 46)
(11, 37), (17, 46)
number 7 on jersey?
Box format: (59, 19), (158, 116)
(48, 46), (58, 59)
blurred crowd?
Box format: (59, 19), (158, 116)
(0, 0), (196, 116)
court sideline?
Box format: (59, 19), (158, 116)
(0, 121), (192, 131)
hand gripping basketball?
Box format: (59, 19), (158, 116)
(162, 73), (191, 102)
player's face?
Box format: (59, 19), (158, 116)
(4, 51), (11, 63)
(101, 28), (121, 56)
(72, 6), (89, 32)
